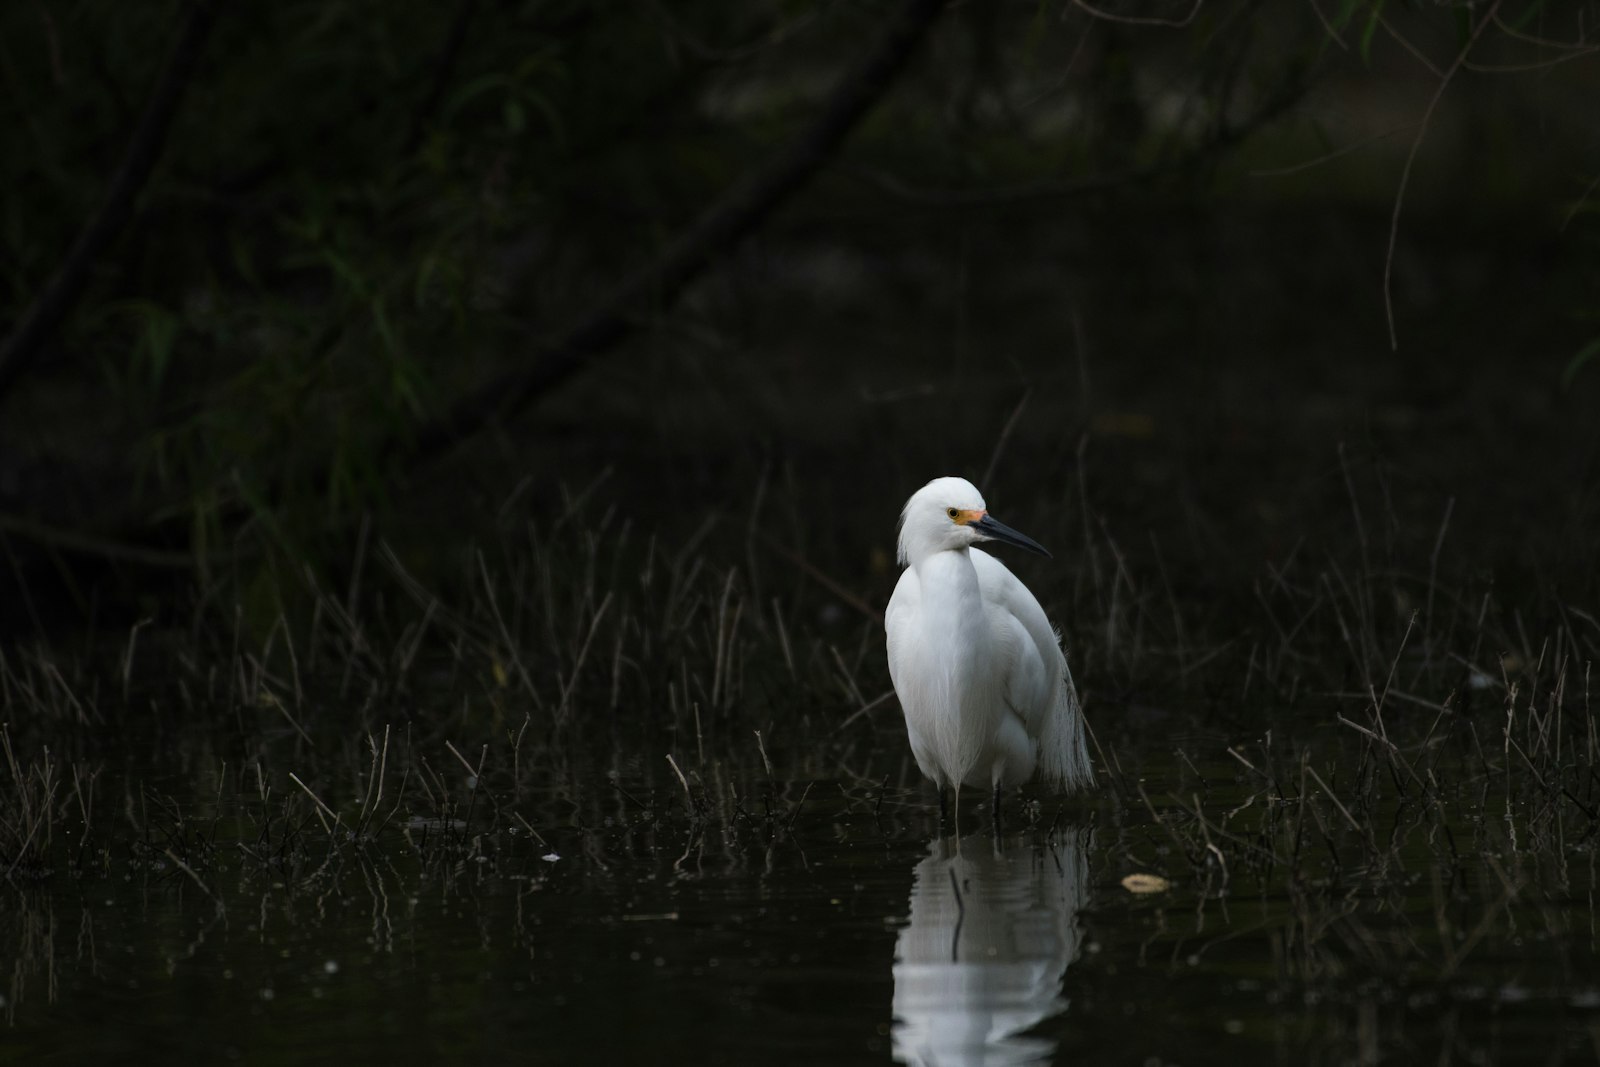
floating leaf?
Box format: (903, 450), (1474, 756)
(1121, 873), (1172, 894)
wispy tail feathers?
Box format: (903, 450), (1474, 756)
(1037, 663), (1093, 793)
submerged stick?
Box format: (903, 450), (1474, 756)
(666, 754), (695, 815)
(288, 772), (343, 837)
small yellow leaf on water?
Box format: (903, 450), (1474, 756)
(1121, 873), (1171, 894)
(1090, 412), (1156, 439)
(491, 658), (508, 688)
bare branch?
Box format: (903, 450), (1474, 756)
(1491, 10), (1598, 51)
(1071, 0), (1203, 28)
(1383, 1), (1501, 351)
(1249, 123), (1415, 179)
(1374, 10), (1444, 78)
(1562, 169), (1600, 233)
(1464, 47), (1600, 74)
(1305, 0), (1348, 50)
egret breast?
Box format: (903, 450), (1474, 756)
(891, 552), (1012, 789)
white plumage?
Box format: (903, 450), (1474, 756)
(885, 477), (1092, 819)
(891, 830), (1089, 1066)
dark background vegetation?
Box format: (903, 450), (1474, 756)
(6, 9), (1600, 1062)
(2, 0), (1598, 713)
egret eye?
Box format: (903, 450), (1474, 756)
(947, 507), (960, 519)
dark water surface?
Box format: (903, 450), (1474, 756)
(6, 741), (1600, 1066)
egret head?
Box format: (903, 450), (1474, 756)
(896, 476), (1051, 566)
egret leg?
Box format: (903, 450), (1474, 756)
(992, 784), (1004, 835)
(937, 787), (949, 827)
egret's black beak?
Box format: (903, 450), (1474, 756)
(969, 514), (1052, 558)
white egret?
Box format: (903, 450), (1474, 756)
(892, 830), (1089, 1066)
(885, 476), (1092, 827)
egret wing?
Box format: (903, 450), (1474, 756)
(973, 549), (1091, 791)
(887, 566), (953, 786)
(884, 566), (921, 697)
(972, 550), (1061, 733)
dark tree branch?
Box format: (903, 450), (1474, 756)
(401, 0), (951, 466)
(7, 0), (924, 572)
(0, 1), (217, 406)
(400, 0), (482, 156)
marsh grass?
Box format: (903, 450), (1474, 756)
(3, 457), (1596, 863)
(1082, 606), (1600, 1054)
(1088, 719), (1600, 1060)
(0, 458), (1596, 1062)
(0, 725), (87, 880)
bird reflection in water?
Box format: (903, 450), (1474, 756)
(892, 830), (1089, 1067)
